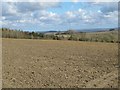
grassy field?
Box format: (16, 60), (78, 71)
(2, 38), (118, 88)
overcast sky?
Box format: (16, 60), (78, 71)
(1, 0), (118, 31)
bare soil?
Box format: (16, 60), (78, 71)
(2, 39), (118, 88)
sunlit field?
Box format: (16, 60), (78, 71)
(2, 39), (118, 88)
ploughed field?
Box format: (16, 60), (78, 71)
(2, 39), (118, 88)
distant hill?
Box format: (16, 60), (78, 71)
(43, 31), (58, 35)
(76, 28), (118, 32)
(42, 28), (118, 34)
(64, 30), (78, 34)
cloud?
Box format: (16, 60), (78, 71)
(2, 0), (60, 2)
(72, 0), (79, 3)
(91, 0), (119, 2)
(2, 2), (18, 16)
(2, 0), (119, 2)
(100, 3), (118, 14)
(71, 0), (119, 2)
(2, 2), (118, 31)
(2, 2), (61, 22)
(92, 2), (118, 14)
(64, 8), (97, 24)
(63, 5), (118, 27)
(103, 11), (118, 21)
(31, 10), (61, 25)
(2, 2), (60, 16)
(15, 2), (60, 13)
(66, 11), (76, 18)
(39, 11), (61, 24)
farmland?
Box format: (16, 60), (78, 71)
(2, 38), (118, 88)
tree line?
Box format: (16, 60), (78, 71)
(1, 28), (119, 43)
(2, 28), (44, 39)
(1, 28), (65, 40)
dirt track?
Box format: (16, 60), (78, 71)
(2, 39), (118, 88)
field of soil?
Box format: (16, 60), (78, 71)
(2, 39), (118, 88)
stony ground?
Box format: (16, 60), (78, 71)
(2, 39), (118, 88)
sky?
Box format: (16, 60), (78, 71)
(1, 0), (119, 31)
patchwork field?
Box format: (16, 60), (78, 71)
(2, 39), (118, 88)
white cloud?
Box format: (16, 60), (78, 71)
(2, 2), (18, 16)
(2, 2), (61, 25)
(104, 11), (118, 20)
(2, 17), (6, 20)
(39, 11), (61, 24)
(71, 0), (119, 2)
(72, 0), (79, 3)
(63, 7), (117, 26)
(2, 2), (118, 31)
(66, 11), (76, 18)
(90, 0), (119, 2)
(2, 2), (60, 16)
(3, 0), (119, 2)
(2, 0), (60, 2)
